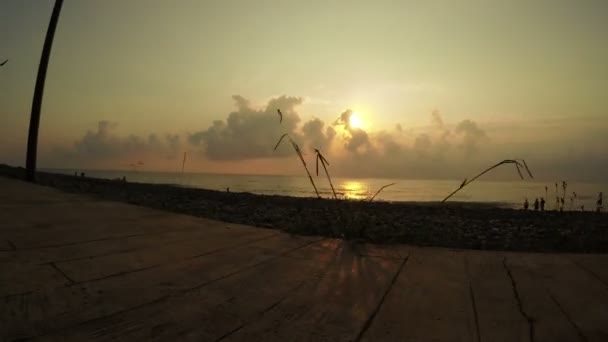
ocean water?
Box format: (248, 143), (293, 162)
(47, 169), (606, 210)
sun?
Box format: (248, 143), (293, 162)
(349, 112), (364, 129)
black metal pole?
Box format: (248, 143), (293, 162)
(25, 0), (64, 182)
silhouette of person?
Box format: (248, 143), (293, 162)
(540, 197), (545, 211)
(524, 198), (529, 210)
(534, 198), (539, 211)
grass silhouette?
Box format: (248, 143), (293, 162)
(369, 183), (396, 202)
(275, 133), (320, 198)
(314, 148), (337, 199)
(442, 159), (533, 203)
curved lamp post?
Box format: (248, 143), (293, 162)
(25, 0), (64, 182)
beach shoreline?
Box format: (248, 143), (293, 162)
(1, 164), (606, 253)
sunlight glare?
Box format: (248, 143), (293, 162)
(350, 112), (363, 129)
(341, 180), (367, 200)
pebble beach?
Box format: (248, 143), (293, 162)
(2, 164), (606, 253)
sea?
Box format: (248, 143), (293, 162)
(46, 169), (606, 210)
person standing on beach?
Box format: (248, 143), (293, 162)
(524, 198), (529, 210)
(540, 197), (545, 211)
(534, 198), (539, 211)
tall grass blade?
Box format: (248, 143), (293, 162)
(274, 124), (320, 197)
(521, 159), (533, 178)
(291, 140), (320, 198)
(180, 151), (187, 184)
(442, 159), (534, 203)
(181, 152), (187, 173)
(514, 163), (524, 180)
(314, 149), (337, 199)
(274, 134), (288, 151)
(460, 178), (467, 189)
(369, 183), (396, 202)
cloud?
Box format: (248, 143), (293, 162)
(333, 109), (373, 154)
(454, 119), (488, 156)
(188, 95), (337, 160)
(320, 109), (491, 179)
(48, 121), (181, 165)
(430, 110), (451, 152)
(431, 109), (444, 129)
(345, 129), (371, 154)
(413, 133), (432, 156)
(35, 95), (532, 180)
(334, 109), (354, 129)
(301, 118), (335, 151)
(187, 102), (476, 173)
(188, 95), (302, 160)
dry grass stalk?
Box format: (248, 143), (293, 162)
(274, 133), (320, 198)
(555, 182), (559, 210)
(369, 183), (396, 202)
(314, 149), (337, 199)
(180, 151), (188, 184)
(560, 181), (567, 211)
(277, 109), (283, 123)
(442, 159), (534, 203)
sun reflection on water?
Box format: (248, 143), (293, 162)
(339, 180), (369, 200)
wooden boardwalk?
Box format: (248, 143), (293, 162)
(1, 177), (607, 341)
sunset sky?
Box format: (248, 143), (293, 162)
(1, 0), (607, 181)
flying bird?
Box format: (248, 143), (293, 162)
(277, 109), (283, 123)
(0, 59), (8, 66)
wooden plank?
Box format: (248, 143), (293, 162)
(0, 235), (319, 340)
(0, 200), (161, 230)
(0, 178), (87, 206)
(466, 251), (529, 342)
(53, 229), (276, 283)
(0, 240), (13, 252)
(0, 263), (70, 298)
(361, 248), (476, 342)
(567, 254), (608, 290)
(0, 222), (262, 265)
(37, 240), (343, 341)
(220, 244), (403, 341)
(348, 242), (410, 259)
(503, 253), (588, 342)
(285, 238), (344, 260)
(0, 216), (274, 266)
(0, 229), (275, 295)
(507, 253), (608, 342)
(0, 210), (261, 249)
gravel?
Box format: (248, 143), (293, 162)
(2, 164), (607, 253)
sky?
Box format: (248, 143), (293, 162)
(1, 0), (607, 181)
